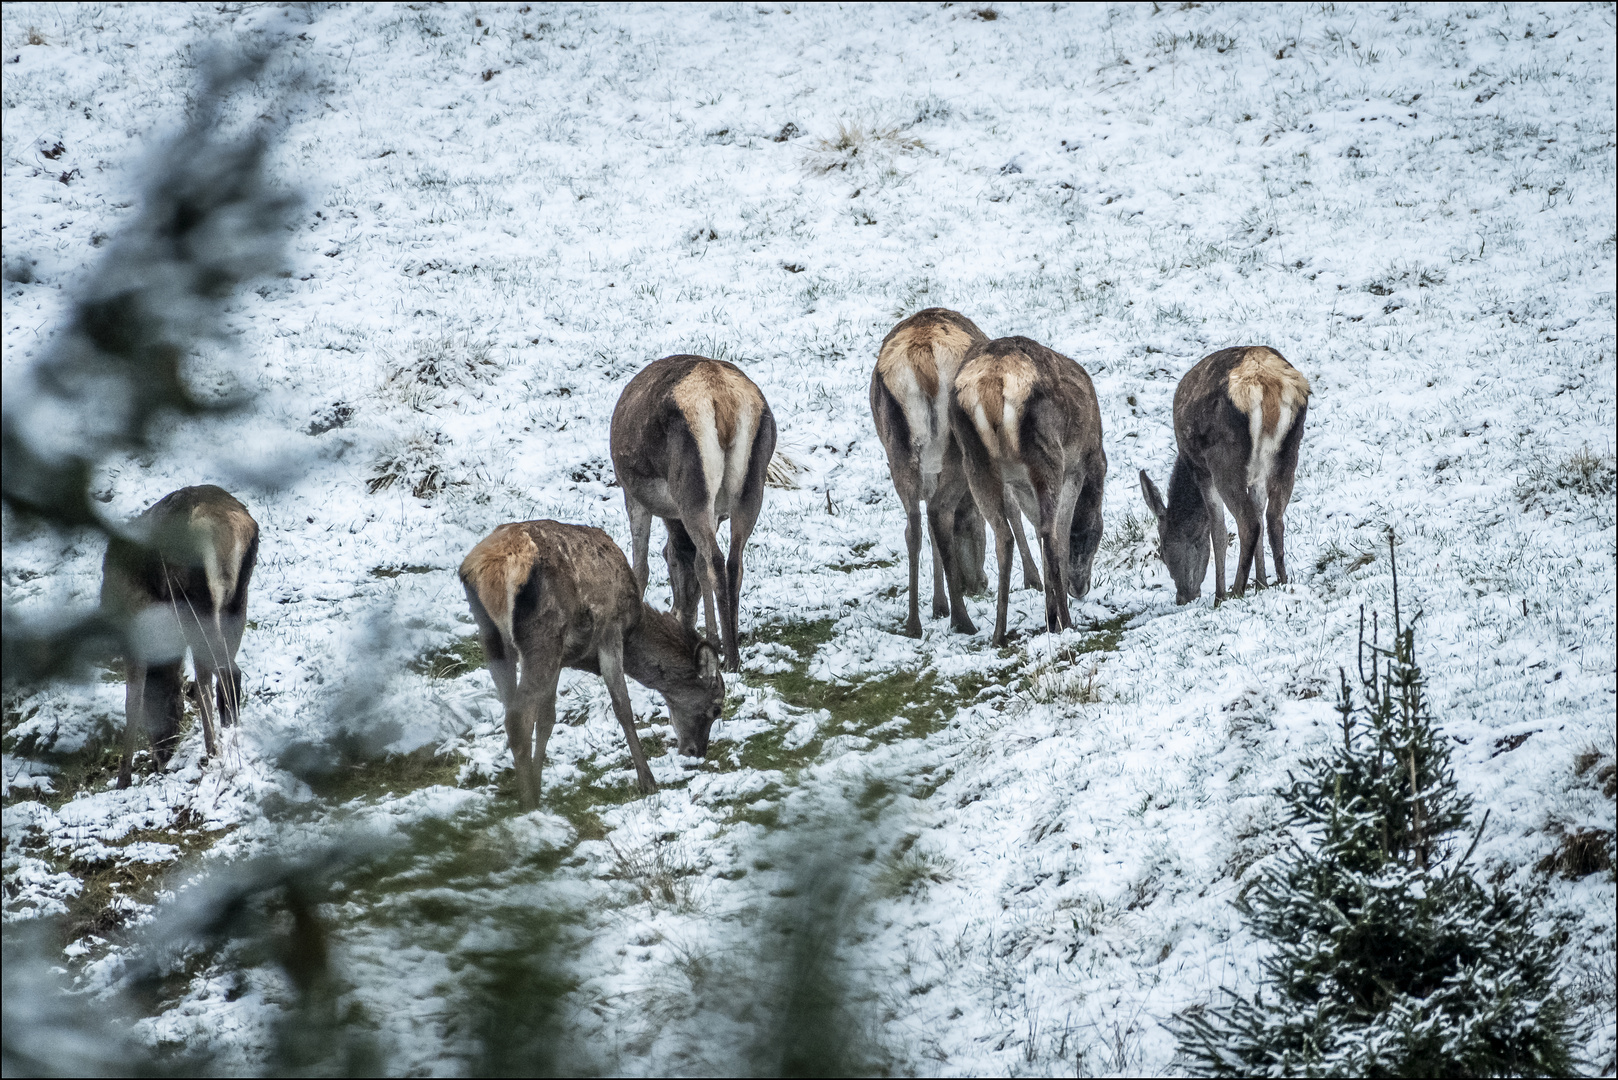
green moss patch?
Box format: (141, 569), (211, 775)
(371, 564), (437, 579)
(306, 745), (465, 803)
(410, 636), (486, 680)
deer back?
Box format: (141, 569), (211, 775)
(460, 520), (640, 666)
(871, 308), (988, 477)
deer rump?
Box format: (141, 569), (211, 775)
(104, 485), (258, 787)
(610, 355), (776, 673)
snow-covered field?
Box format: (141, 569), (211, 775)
(3, 2), (1614, 1074)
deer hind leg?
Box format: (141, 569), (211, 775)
(508, 648), (561, 810)
(1267, 427), (1301, 587)
(951, 492), (988, 596)
(1009, 506), (1044, 592)
(465, 585), (518, 707)
(925, 496), (974, 635)
(117, 662), (148, 790)
(1068, 474), (1105, 601)
(682, 512), (729, 666)
(662, 518), (702, 636)
(626, 492), (654, 594)
(599, 641), (658, 795)
(726, 499), (764, 670)
(888, 456), (926, 635)
(928, 526), (949, 620)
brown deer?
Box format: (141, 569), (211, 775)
(610, 355), (776, 673)
(870, 308), (1043, 637)
(460, 520), (723, 809)
(951, 337), (1108, 645)
(1139, 346), (1310, 605)
(101, 485), (259, 789)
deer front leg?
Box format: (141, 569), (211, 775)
(928, 527), (949, 620)
(1200, 481), (1229, 604)
(1034, 491), (1070, 634)
(663, 519), (701, 634)
(507, 654), (561, 810)
(626, 493), (654, 593)
(117, 662), (147, 790)
(193, 666), (219, 759)
(1009, 508), (1044, 592)
(925, 496), (975, 635)
(599, 642), (658, 795)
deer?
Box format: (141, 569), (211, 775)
(100, 485), (259, 790)
(950, 336), (1108, 645)
(460, 519), (723, 810)
(1139, 346), (1310, 605)
(870, 308), (1044, 637)
(610, 355), (776, 673)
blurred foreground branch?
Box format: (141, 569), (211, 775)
(1, 49), (300, 685)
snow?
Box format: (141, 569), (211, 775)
(3, 2), (1614, 1075)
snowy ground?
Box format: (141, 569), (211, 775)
(3, 2), (1615, 1075)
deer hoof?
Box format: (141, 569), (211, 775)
(904, 620), (923, 639)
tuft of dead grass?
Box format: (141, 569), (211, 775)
(802, 121), (926, 173)
(1536, 827), (1616, 881)
(1515, 444), (1617, 509)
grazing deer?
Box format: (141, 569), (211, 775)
(1139, 346), (1310, 605)
(611, 355), (776, 673)
(951, 337), (1108, 645)
(870, 308), (1043, 637)
(460, 520), (723, 809)
(101, 485), (259, 789)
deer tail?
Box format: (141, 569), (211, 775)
(460, 526), (535, 652)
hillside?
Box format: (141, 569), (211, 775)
(3, 3), (1614, 1074)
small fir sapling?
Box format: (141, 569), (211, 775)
(1174, 536), (1576, 1078)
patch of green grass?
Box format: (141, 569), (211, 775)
(306, 745), (464, 803)
(831, 540), (897, 573)
(371, 564), (437, 578)
(540, 757), (647, 842)
(707, 618), (1018, 817)
(51, 808), (238, 944)
(410, 636), (486, 680)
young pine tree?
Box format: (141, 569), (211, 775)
(1176, 540), (1575, 1078)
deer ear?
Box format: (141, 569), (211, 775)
(1139, 470), (1167, 522)
(696, 641), (721, 687)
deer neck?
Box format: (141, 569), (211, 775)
(620, 605), (680, 694)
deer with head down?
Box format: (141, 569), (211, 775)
(101, 485), (259, 789)
(951, 336), (1108, 645)
(611, 355), (776, 673)
(460, 520), (723, 809)
(870, 308), (1043, 637)
(1139, 346), (1310, 605)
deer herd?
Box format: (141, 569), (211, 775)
(105, 310), (1309, 808)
